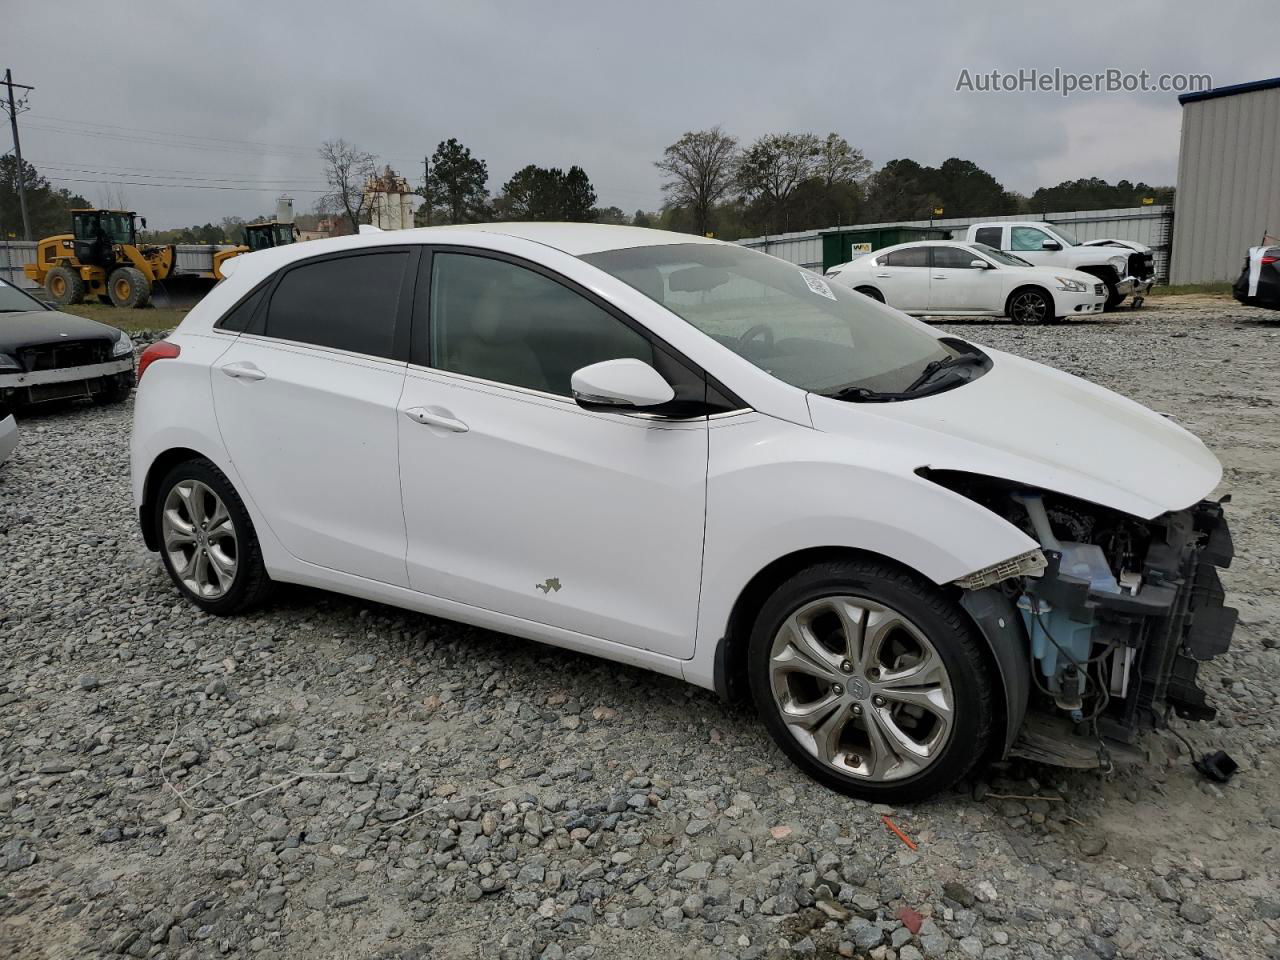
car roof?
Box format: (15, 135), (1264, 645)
(459, 222), (719, 256)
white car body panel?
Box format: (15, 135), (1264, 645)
(397, 365), (708, 658)
(829, 241), (1105, 318)
(210, 335), (411, 586)
(131, 224), (1223, 698)
(0, 412), (17, 465)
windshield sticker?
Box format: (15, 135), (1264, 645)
(802, 272), (837, 301)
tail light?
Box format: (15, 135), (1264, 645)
(1262, 255), (1278, 265)
(137, 341), (180, 382)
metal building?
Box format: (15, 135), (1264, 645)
(1171, 77), (1280, 284)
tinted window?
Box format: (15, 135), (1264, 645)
(932, 246), (982, 269)
(1010, 226), (1051, 252)
(430, 253), (653, 396)
(217, 284), (267, 332)
(883, 247), (929, 268)
(974, 227), (1002, 247)
(264, 252), (407, 358)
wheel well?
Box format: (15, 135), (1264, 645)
(1078, 265), (1118, 285)
(716, 545), (1012, 755)
(139, 447), (204, 550)
(1004, 283), (1052, 315)
(854, 285), (884, 301)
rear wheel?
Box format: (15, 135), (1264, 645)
(154, 458), (272, 614)
(108, 267), (151, 308)
(747, 559), (994, 802)
(855, 286), (885, 303)
(1008, 287), (1053, 325)
(46, 265), (85, 305)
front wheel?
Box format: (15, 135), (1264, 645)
(747, 559), (994, 802)
(154, 458), (272, 614)
(1008, 288), (1052, 325)
(108, 266), (151, 308)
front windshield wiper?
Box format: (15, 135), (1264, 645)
(828, 353), (987, 403)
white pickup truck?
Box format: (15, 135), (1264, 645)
(963, 221), (1155, 309)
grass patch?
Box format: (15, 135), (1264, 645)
(59, 303), (188, 333)
(1151, 282), (1233, 297)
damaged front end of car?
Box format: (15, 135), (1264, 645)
(928, 470), (1237, 769)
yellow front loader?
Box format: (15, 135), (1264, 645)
(212, 220), (300, 280)
(23, 209), (175, 309)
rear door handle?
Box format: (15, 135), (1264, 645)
(932, 275), (948, 279)
(403, 406), (469, 433)
(875, 273), (891, 278)
(221, 362), (267, 381)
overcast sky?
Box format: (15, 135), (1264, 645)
(7, 1), (1276, 229)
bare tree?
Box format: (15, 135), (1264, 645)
(736, 133), (822, 229)
(817, 133), (872, 189)
(319, 139), (377, 234)
(655, 127), (738, 236)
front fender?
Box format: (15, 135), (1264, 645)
(692, 413), (1038, 674)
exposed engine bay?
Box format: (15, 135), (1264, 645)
(928, 470), (1238, 768)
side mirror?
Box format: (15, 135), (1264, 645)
(969, 259), (990, 269)
(571, 358), (674, 412)
(1041, 239), (1062, 251)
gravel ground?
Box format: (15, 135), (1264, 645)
(1, 298), (1278, 960)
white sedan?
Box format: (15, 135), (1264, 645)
(827, 240), (1107, 323)
(131, 223), (1234, 802)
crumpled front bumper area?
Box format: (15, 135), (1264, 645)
(1004, 499), (1237, 766)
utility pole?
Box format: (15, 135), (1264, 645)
(3, 68), (34, 240)
(421, 156), (432, 226)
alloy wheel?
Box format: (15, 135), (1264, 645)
(1010, 291), (1047, 323)
(161, 479), (239, 600)
(768, 596), (955, 782)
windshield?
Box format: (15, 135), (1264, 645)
(972, 243), (1033, 267)
(0, 278), (49, 313)
(245, 226), (275, 251)
(583, 243), (952, 395)
(1043, 223), (1079, 246)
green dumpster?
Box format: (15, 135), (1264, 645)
(821, 226), (948, 272)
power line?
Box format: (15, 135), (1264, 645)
(46, 175), (329, 195)
(34, 163), (328, 186)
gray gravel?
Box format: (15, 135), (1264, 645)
(1, 296), (1278, 960)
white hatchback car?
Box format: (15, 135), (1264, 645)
(131, 224), (1235, 801)
(827, 240), (1107, 323)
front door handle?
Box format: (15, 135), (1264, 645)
(875, 273), (891, 278)
(932, 275), (948, 279)
(403, 406), (469, 433)
(221, 362), (267, 381)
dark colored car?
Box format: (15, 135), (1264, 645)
(0, 278), (136, 407)
(1233, 245), (1280, 309)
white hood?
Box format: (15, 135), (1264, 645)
(808, 348), (1221, 519)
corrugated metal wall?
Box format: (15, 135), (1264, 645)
(1171, 85), (1280, 284)
(739, 205), (1173, 278)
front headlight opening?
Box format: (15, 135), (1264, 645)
(1109, 256), (1128, 275)
(112, 334), (134, 358)
(1055, 277), (1086, 292)
(0, 352), (21, 372)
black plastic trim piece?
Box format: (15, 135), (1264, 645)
(959, 587), (1030, 756)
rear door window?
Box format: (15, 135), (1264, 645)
(263, 252), (408, 359)
(882, 247), (929, 268)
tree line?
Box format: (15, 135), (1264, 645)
(652, 127), (1173, 240)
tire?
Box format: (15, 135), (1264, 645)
(855, 286), (885, 303)
(1007, 287), (1052, 325)
(93, 374), (133, 405)
(1102, 280), (1124, 311)
(153, 457), (273, 615)
(45, 265), (86, 305)
(108, 267), (151, 309)
(746, 558), (994, 803)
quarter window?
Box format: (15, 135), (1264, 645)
(1010, 227), (1051, 252)
(263, 252), (408, 358)
(428, 253), (653, 396)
